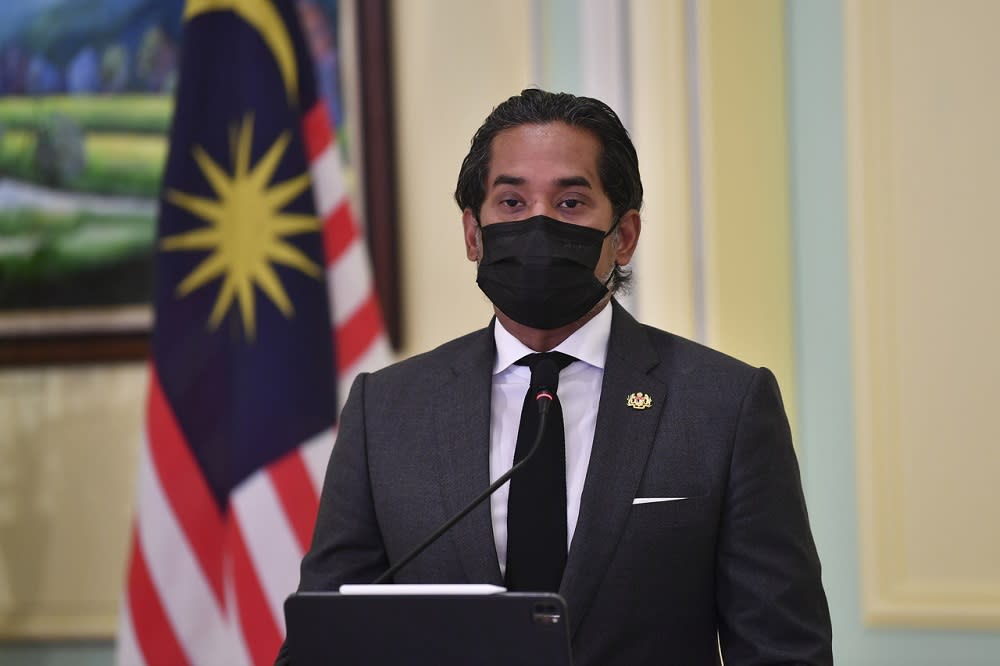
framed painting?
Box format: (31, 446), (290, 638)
(0, 0), (399, 366)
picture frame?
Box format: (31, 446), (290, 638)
(0, 0), (400, 366)
(356, 0), (401, 351)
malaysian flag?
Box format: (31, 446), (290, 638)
(116, 1), (390, 664)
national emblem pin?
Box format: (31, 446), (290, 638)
(626, 392), (652, 410)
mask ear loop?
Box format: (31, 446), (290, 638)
(603, 214), (622, 238)
(601, 215), (622, 289)
(602, 267), (617, 288)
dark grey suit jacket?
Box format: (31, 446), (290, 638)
(284, 300), (832, 665)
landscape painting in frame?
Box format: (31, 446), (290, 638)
(0, 0), (347, 360)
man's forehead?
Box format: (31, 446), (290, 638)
(486, 123), (602, 188)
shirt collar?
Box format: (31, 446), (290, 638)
(492, 302), (612, 375)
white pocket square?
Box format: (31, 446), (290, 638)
(632, 497), (688, 505)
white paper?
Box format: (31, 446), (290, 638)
(339, 584), (507, 595)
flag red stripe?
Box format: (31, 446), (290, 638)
(127, 530), (190, 666)
(322, 201), (358, 265)
(336, 292), (383, 373)
(302, 101), (333, 162)
(229, 518), (283, 666)
(268, 451), (321, 553)
(147, 368), (226, 607)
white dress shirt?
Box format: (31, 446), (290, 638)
(489, 304), (611, 576)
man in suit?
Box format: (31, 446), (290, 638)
(282, 89), (832, 665)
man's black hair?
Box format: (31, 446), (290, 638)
(455, 88), (642, 292)
(455, 88), (643, 219)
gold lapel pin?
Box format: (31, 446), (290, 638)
(626, 392), (652, 410)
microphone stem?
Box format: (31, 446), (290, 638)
(372, 399), (553, 585)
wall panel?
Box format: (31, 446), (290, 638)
(0, 365), (143, 638)
(629, 0), (696, 338)
(695, 0), (798, 429)
(846, 0), (1000, 629)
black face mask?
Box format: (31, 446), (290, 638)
(476, 214), (617, 330)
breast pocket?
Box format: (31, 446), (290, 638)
(616, 495), (717, 572)
(628, 495), (713, 529)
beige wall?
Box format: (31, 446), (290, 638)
(392, 0), (535, 358)
(629, 0), (798, 431)
(629, 0), (696, 340)
(0, 364), (143, 637)
(847, 0), (1000, 628)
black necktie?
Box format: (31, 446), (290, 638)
(505, 351), (575, 592)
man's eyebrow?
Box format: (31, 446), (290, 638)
(555, 176), (592, 189)
(491, 174), (525, 188)
(490, 175), (593, 189)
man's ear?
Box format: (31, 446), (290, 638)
(462, 209), (481, 261)
(613, 209), (641, 265)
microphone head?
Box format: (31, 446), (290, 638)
(532, 356), (561, 393)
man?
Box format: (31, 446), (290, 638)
(282, 89), (832, 665)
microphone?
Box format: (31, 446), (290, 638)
(372, 381), (557, 585)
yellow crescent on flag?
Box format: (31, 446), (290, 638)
(183, 0), (299, 105)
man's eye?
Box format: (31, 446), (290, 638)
(501, 199), (521, 208)
(560, 199), (582, 209)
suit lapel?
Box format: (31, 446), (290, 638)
(432, 324), (504, 585)
(559, 301), (667, 636)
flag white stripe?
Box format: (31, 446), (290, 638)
(231, 470), (303, 637)
(336, 334), (392, 410)
(135, 436), (234, 665)
(299, 429), (336, 495)
(223, 557), (254, 666)
(309, 143), (347, 217)
(114, 595), (145, 666)
(328, 242), (372, 325)
(342, 332), (392, 377)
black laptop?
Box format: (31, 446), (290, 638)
(284, 588), (573, 665)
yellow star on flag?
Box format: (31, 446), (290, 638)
(161, 113), (321, 339)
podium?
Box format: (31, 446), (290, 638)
(284, 586), (573, 665)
